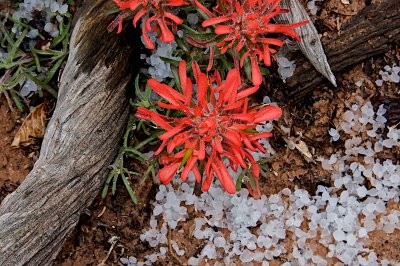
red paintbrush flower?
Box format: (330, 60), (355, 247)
(199, 0), (308, 85)
(135, 60), (282, 194)
(108, 0), (188, 49)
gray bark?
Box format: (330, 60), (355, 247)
(275, 0), (337, 87)
(0, 1), (137, 265)
(285, 0), (400, 101)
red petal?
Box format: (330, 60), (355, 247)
(192, 61), (201, 83)
(159, 162), (180, 184)
(157, 18), (174, 42)
(179, 60), (187, 93)
(194, 0), (214, 18)
(148, 79), (185, 104)
(237, 86), (259, 100)
(198, 140), (206, 160)
(167, 0), (189, 6)
(133, 7), (148, 27)
(249, 132), (273, 141)
(141, 21), (155, 49)
(203, 16), (231, 27)
(202, 171), (213, 192)
(181, 156), (197, 181)
(214, 25), (232, 35)
(135, 107), (173, 130)
(254, 106), (282, 123)
(197, 73), (208, 109)
(214, 157), (236, 194)
(206, 46), (215, 72)
(192, 166), (201, 183)
(164, 12), (184, 25)
(251, 55), (262, 86)
(159, 124), (186, 141)
(155, 139), (168, 155)
(214, 138), (224, 153)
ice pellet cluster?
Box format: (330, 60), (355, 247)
(375, 64), (400, 86)
(307, 0), (319, 15)
(141, 32), (181, 82)
(122, 98), (400, 265)
(276, 56), (296, 82)
(12, 0), (68, 38)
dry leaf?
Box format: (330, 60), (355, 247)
(284, 137), (315, 163)
(12, 103), (47, 147)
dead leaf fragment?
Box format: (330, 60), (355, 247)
(284, 137), (315, 163)
(11, 103), (47, 147)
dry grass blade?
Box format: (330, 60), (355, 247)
(11, 103), (47, 147)
(275, 0), (337, 87)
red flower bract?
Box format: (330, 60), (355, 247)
(200, 0), (308, 85)
(108, 0), (188, 49)
(135, 61), (282, 194)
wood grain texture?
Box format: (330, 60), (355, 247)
(0, 1), (138, 265)
(275, 0), (337, 87)
(285, 0), (400, 101)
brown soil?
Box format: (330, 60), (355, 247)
(0, 97), (36, 200)
(1, 0), (399, 265)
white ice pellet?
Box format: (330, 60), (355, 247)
(276, 56), (296, 81)
(356, 186), (368, 198)
(329, 128), (340, 141)
(333, 229), (346, 241)
(239, 249), (254, 263)
(187, 13), (199, 25)
(214, 237), (226, 248)
(120, 258), (129, 265)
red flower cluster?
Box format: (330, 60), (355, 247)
(136, 61), (282, 193)
(198, 0), (308, 85)
(108, 0), (188, 49)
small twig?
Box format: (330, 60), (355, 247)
(2, 91), (15, 112)
(98, 236), (119, 266)
(167, 226), (184, 266)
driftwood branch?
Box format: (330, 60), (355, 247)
(286, 0), (400, 101)
(0, 1), (137, 265)
(275, 0), (336, 86)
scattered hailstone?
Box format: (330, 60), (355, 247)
(307, 0), (318, 15)
(13, 0), (69, 37)
(377, 64), (400, 85)
(276, 56), (296, 82)
(355, 79), (364, 87)
(20, 78), (40, 96)
(329, 128), (340, 141)
(143, 36), (181, 82)
(187, 13), (199, 25)
(130, 97), (399, 265)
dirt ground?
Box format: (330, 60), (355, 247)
(1, 0), (399, 265)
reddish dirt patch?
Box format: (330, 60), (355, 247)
(0, 96), (35, 186)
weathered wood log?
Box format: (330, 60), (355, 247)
(0, 1), (137, 265)
(275, 0), (336, 87)
(285, 0), (400, 102)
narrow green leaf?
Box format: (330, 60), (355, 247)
(44, 55), (65, 83)
(235, 170), (246, 192)
(7, 28), (28, 64)
(9, 90), (24, 112)
(121, 173), (138, 204)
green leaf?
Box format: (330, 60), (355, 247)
(235, 170), (246, 192)
(102, 170), (116, 199)
(179, 148), (193, 171)
(121, 172), (138, 204)
(6, 28), (27, 64)
(159, 56), (181, 66)
(9, 90), (24, 112)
